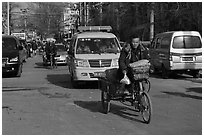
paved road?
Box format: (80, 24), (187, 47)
(2, 55), (202, 135)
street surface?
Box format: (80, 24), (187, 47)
(2, 55), (202, 135)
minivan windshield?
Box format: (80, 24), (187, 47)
(2, 37), (17, 50)
(172, 36), (201, 49)
(76, 38), (120, 54)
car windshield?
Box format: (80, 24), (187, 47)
(172, 36), (202, 49)
(2, 37), (17, 50)
(56, 44), (66, 51)
(76, 38), (120, 54)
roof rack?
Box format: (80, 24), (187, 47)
(78, 26), (112, 32)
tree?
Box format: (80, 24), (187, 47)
(86, 2), (202, 42)
(24, 2), (65, 38)
(2, 2), (20, 34)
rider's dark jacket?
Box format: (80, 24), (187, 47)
(118, 44), (149, 81)
(45, 42), (57, 60)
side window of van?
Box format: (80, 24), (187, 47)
(161, 37), (170, 49)
(155, 38), (161, 49)
(151, 38), (157, 49)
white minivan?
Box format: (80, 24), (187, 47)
(150, 31), (202, 78)
(67, 26), (121, 87)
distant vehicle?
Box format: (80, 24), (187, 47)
(46, 38), (56, 43)
(11, 32), (26, 40)
(55, 43), (68, 65)
(149, 31), (202, 78)
(67, 26), (121, 87)
(2, 34), (24, 77)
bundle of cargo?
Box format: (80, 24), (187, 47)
(129, 59), (150, 80)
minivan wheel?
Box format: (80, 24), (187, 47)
(161, 65), (169, 79)
(192, 70), (200, 78)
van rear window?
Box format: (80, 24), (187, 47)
(172, 36), (201, 49)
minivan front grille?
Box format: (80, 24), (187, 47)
(89, 59), (112, 68)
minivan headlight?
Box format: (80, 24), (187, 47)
(112, 58), (118, 67)
(9, 57), (18, 62)
(74, 59), (89, 67)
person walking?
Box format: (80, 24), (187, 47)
(32, 40), (38, 56)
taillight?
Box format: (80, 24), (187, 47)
(169, 52), (181, 61)
(169, 52), (172, 61)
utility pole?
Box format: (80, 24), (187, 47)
(7, 2), (10, 34)
(150, 2), (154, 41)
(86, 3), (89, 26)
(84, 2), (87, 26)
(79, 2), (82, 25)
(20, 8), (29, 33)
(100, 2), (103, 26)
(116, 3), (120, 39)
(47, 5), (50, 36)
(48, 16), (51, 35)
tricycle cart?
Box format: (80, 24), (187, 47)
(96, 62), (152, 124)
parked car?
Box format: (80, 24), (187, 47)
(55, 43), (68, 65)
(67, 26), (121, 87)
(2, 34), (24, 77)
(149, 31), (202, 78)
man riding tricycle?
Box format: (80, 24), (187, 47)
(96, 37), (152, 124)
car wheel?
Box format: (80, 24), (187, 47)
(192, 70), (200, 78)
(161, 65), (169, 79)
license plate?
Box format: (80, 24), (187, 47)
(94, 72), (105, 77)
(182, 57), (193, 61)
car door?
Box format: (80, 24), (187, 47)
(149, 37), (160, 69)
(158, 37), (171, 69)
(153, 37), (163, 69)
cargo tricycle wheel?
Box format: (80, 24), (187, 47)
(101, 85), (110, 114)
(140, 92), (152, 124)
